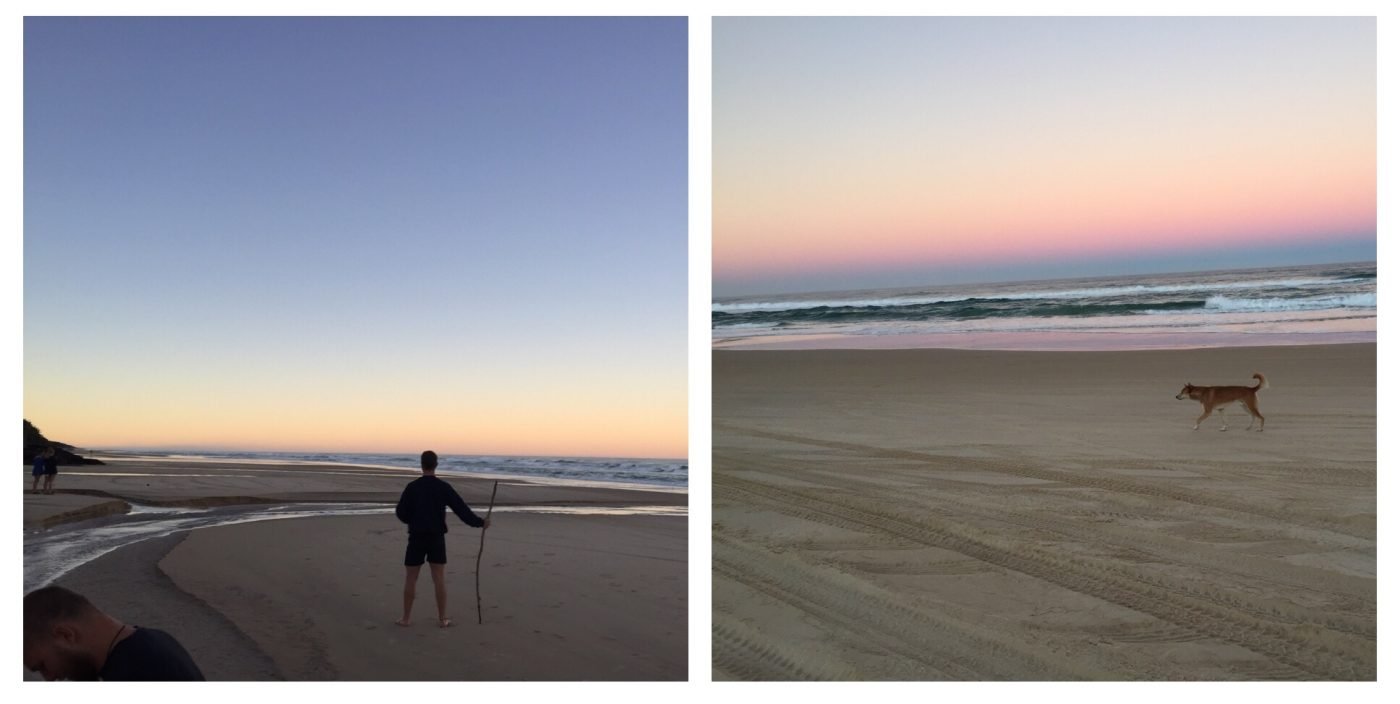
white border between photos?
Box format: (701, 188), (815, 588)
(686, 9), (714, 688)
(2, 1), (1394, 702)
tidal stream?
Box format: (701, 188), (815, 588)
(24, 501), (685, 591)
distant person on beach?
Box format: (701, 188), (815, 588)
(394, 450), (490, 628)
(23, 585), (205, 681)
(31, 447), (48, 492)
(42, 447), (58, 494)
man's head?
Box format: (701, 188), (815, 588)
(421, 450), (438, 473)
(23, 585), (107, 681)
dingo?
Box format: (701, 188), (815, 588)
(1176, 373), (1267, 432)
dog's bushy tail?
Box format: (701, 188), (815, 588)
(1252, 372), (1268, 390)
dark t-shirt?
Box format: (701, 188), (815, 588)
(99, 627), (205, 681)
(395, 475), (484, 535)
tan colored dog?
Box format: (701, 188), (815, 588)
(1176, 373), (1268, 432)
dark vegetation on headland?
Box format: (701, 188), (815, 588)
(23, 419), (104, 465)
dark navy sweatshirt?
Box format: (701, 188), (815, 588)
(395, 475), (484, 535)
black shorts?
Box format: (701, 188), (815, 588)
(405, 533), (447, 566)
(43, 468), (57, 476)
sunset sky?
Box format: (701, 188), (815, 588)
(24, 17), (687, 458)
(714, 17), (1375, 296)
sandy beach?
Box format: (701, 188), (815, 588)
(712, 343), (1375, 680)
(23, 493), (132, 528)
(24, 459), (686, 680)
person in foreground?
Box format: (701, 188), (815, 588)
(395, 450), (490, 628)
(23, 585), (205, 681)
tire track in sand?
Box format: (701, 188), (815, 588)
(715, 423), (1371, 541)
(714, 532), (1096, 680)
(724, 451), (1375, 640)
(716, 473), (1372, 680)
(711, 622), (841, 681)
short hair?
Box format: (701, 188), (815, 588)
(24, 585), (97, 641)
(420, 450), (438, 470)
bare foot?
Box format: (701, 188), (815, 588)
(395, 618), (411, 627)
(439, 618), (454, 628)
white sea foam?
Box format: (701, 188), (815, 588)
(711, 263), (1376, 348)
(713, 308), (1375, 339)
(713, 294), (974, 313)
(713, 276), (1343, 313)
(1203, 293), (1376, 312)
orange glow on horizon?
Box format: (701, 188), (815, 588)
(22, 405), (687, 460)
(24, 368), (687, 460)
(714, 128), (1375, 282)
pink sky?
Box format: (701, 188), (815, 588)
(714, 17), (1376, 295)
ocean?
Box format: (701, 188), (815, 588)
(99, 450), (688, 489)
(713, 261), (1376, 350)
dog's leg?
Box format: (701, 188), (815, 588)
(1240, 401), (1254, 430)
(1194, 406), (1212, 430)
(1245, 396), (1265, 432)
(1217, 407), (1228, 431)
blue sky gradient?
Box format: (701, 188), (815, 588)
(25, 17), (688, 457)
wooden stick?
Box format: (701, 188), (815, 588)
(475, 480), (499, 625)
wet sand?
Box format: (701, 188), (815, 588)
(23, 460), (686, 680)
(160, 513), (686, 680)
(26, 457), (683, 510)
(46, 533), (283, 680)
(712, 343), (1375, 680)
(23, 493), (130, 527)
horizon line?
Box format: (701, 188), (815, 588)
(713, 257), (1376, 301)
(85, 445), (689, 463)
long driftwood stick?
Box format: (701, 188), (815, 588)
(475, 480), (499, 625)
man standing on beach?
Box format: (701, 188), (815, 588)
(23, 585), (205, 681)
(395, 450), (490, 628)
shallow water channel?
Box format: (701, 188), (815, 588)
(24, 501), (685, 592)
